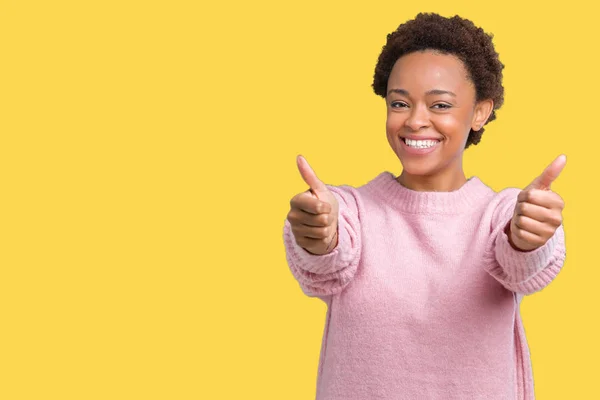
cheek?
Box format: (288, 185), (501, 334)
(435, 115), (470, 139)
(386, 113), (402, 135)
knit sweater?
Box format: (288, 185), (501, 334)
(282, 171), (566, 400)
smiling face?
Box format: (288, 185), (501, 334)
(386, 50), (493, 191)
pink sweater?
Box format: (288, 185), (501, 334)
(282, 172), (566, 400)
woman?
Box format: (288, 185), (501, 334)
(283, 12), (566, 399)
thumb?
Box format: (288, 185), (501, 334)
(297, 155), (329, 195)
(527, 154), (567, 190)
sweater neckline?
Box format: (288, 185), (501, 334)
(364, 171), (493, 214)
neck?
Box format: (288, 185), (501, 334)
(397, 167), (467, 192)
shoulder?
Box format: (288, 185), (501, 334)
(472, 177), (519, 205)
(321, 172), (391, 213)
(494, 187), (521, 208)
(475, 179), (522, 227)
(322, 171), (391, 199)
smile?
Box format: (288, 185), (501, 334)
(400, 137), (441, 155)
(401, 138), (441, 148)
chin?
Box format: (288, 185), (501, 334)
(399, 160), (439, 177)
(394, 150), (440, 177)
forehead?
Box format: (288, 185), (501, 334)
(387, 51), (473, 94)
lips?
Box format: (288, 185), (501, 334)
(399, 135), (443, 142)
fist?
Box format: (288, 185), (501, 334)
(508, 155), (566, 252)
(287, 155), (339, 255)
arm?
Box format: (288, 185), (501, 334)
(485, 188), (566, 295)
(283, 185), (362, 299)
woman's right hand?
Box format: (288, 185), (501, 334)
(287, 155), (339, 255)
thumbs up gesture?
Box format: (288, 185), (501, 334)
(287, 155), (340, 255)
(508, 155), (567, 252)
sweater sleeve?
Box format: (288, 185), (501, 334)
(484, 188), (566, 295)
(282, 185), (362, 299)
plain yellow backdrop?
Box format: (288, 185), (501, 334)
(0, 0), (597, 399)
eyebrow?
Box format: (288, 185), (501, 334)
(387, 88), (457, 97)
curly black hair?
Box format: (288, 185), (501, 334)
(372, 13), (505, 148)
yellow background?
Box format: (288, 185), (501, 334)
(0, 1), (596, 399)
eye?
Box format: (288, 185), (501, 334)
(390, 101), (408, 108)
(432, 103), (452, 109)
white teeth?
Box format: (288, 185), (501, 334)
(404, 138), (439, 149)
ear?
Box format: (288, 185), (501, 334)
(471, 99), (494, 131)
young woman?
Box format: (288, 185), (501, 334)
(283, 12), (566, 400)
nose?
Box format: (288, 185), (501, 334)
(404, 104), (430, 131)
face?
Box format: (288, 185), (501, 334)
(385, 50), (492, 182)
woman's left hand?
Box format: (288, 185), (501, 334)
(508, 155), (567, 252)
